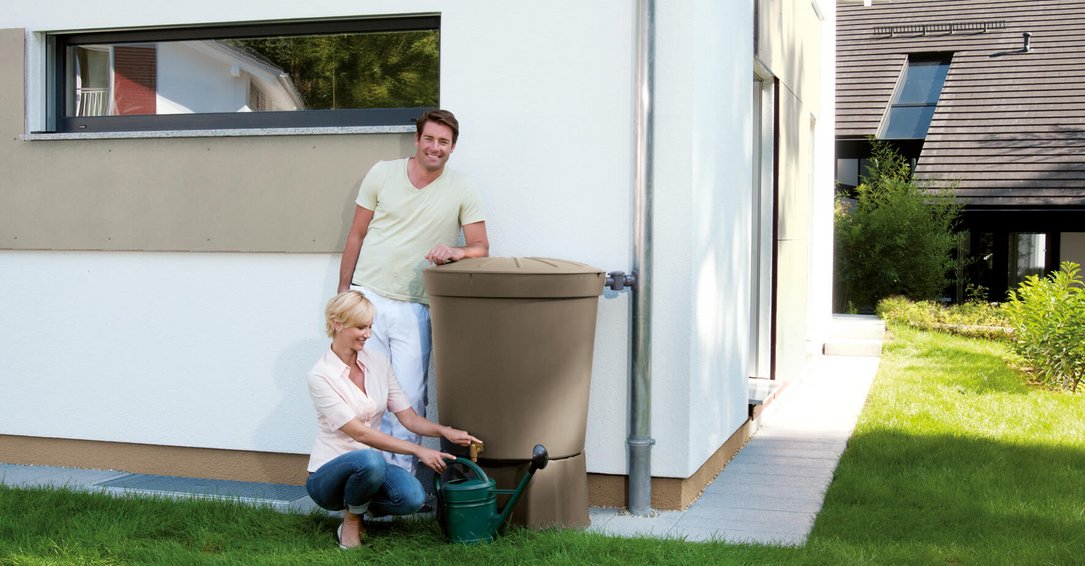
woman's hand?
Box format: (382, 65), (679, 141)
(441, 427), (481, 447)
(416, 447), (456, 473)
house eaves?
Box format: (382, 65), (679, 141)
(188, 40), (306, 111)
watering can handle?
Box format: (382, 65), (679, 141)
(433, 447), (548, 492)
(433, 457), (489, 494)
(448, 457), (488, 477)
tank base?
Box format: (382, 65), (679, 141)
(479, 451), (589, 530)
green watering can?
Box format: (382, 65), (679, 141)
(434, 444), (549, 544)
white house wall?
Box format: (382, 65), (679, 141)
(651, 1), (697, 478)
(0, 251), (332, 453)
(809, 2), (836, 359)
(653, 0), (756, 475)
(157, 43), (247, 114)
(2, 1), (641, 475)
(1, 0), (827, 482)
(438, 2), (638, 475)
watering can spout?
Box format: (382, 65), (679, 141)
(494, 444), (549, 529)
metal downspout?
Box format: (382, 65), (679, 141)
(628, 0), (656, 516)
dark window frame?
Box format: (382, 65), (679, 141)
(47, 15), (440, 134)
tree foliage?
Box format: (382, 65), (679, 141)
(230, 30), (439, 110)
(835, 140), (961, 311)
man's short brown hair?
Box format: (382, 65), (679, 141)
(416, 109), (460, 144)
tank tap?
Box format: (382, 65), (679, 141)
(469, 441), (484, 462)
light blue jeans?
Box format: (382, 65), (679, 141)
(305, 449), (425, 516)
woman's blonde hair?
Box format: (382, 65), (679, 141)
(324, 290), (376, 337)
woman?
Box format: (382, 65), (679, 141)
(306, 290), (480, 549)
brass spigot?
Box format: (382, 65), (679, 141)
(469, 441), (484, 462)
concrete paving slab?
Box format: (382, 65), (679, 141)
(716, 461), (839, 481)
(733, 441), (848, 459)
(0, 464), (128, 489)
(589, 510), (685, 538)
(702, 479), (830, 501)
(676, 507), (814, 532)
(690, 491), (825, 514)
(587, 506), (619, 529)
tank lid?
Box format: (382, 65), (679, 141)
(424, 257), (604, 298)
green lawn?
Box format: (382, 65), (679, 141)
(2, 326), (1083, 565)
(807, 325), (1085, 565)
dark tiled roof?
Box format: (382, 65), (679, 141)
(837, 0), (1085, 206)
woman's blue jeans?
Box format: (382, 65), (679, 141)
(306, 449), (425, 516)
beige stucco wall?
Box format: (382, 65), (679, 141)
(0, 28), (413, 254)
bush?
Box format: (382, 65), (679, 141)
(876, 295), (1011, 341)
(1004, 261), (1085, 392)
(835, 141), (961, 311)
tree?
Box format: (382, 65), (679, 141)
(228, 30), (439, 110)
(834, 140), (961, 311)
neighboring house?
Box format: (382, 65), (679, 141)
(0, 1), (835, 510)
(836, 0), (1085, 302)
(72, 40), (304, 117)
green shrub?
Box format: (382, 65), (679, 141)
(876, 295), (1011, 340)
(1004, 261), (1085, 392)
(835, 141), (962, 311)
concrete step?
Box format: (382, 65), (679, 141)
(824, 314), (885, 357)
(823, 338), (883, 357)
(829, 314), (886, 340)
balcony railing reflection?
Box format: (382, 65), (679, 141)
(76, 88), (109, 116)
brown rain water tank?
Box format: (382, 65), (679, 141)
(425, 257), (605, 461)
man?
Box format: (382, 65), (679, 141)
(338, 109), (489, 474)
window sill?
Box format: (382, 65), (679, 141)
(21, 124), (414, 141)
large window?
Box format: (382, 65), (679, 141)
(881, 54), (950, 140)
(48, 16), (439, 133)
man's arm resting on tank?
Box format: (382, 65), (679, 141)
(426, 221), (489, 265)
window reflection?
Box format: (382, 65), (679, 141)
(67, 31), (439, 118)
(881, 55), (951, 140)
(1010, 232), (1046, 286)
(883, 106), (937, 139)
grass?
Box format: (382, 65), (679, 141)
(2, 325), (1083, 565)
(0, 490), (794, 565)
(807, 325), (1085, 565)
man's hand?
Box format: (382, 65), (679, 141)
(426, 244), (467, 265)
